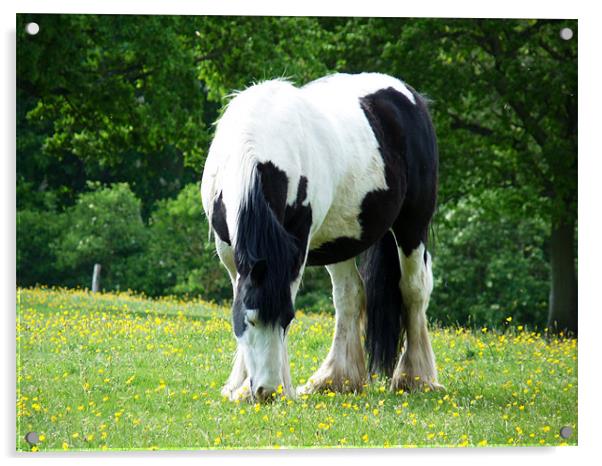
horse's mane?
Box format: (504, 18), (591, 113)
(233, 166), (299, 325)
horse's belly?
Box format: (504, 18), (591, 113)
(306, 186), (401, 266)
(307, 236), (371, 266)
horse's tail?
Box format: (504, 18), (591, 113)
(359, 230), (406, 378)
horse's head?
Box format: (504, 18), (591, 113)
(232, 258), (295, 402)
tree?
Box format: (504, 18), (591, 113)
(17, 14), (206, 213)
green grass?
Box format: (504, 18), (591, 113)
(16, 287), (577, 451)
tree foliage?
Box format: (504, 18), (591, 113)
(144, 183), (230, 300)
(55, 183), (148, 290)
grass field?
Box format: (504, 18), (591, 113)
(16, 287), (577, 451)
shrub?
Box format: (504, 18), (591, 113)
(17, 209), (66, 286)
(144, 183), (231, 301)
(429, 190), (550, 328)
(54, 182), (148, 290)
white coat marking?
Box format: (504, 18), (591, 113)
(201, 73), (416, 251)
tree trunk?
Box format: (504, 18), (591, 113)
(547, 219), (577, 335)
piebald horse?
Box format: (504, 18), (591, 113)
(201, 73), (443, 401)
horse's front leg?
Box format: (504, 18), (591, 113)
(221, 346), (252, 401)
(215, 237), (252, 401)
(298, 259), (367, 394)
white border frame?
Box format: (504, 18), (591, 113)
(3, 1), (600, 465)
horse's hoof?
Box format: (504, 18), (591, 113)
(221, 379), (253, 402)
(296, 382), (315, 396)
(391, 375), (445, 393)
(429, 382), (446, 392)
(297, 376), (364, 396)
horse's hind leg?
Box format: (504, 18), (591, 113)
(215, 237), (251, 400)
(391, 223), (444, 392)
(297, 259), (367, 395)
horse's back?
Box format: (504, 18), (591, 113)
(300, 73), (435, 265)
(203, 73), (437, 266)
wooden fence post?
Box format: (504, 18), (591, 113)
(92, 263), (101, 292)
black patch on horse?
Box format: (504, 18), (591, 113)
(284, 176), (312, 276)
(232, 162), (312, 334)
(256, 162), (312, 277)
(307, 86), (437, 266)
(386, 88), (438, 257)
(211, 192), (230, 245)
(307, 87), (411, 266)
(358, 86), (438, 375)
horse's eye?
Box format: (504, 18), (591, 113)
(245, 309), (259, 327)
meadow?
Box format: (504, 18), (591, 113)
(16, 287), (577, 451)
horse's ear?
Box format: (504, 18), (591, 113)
(250, 259), (268, 287)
